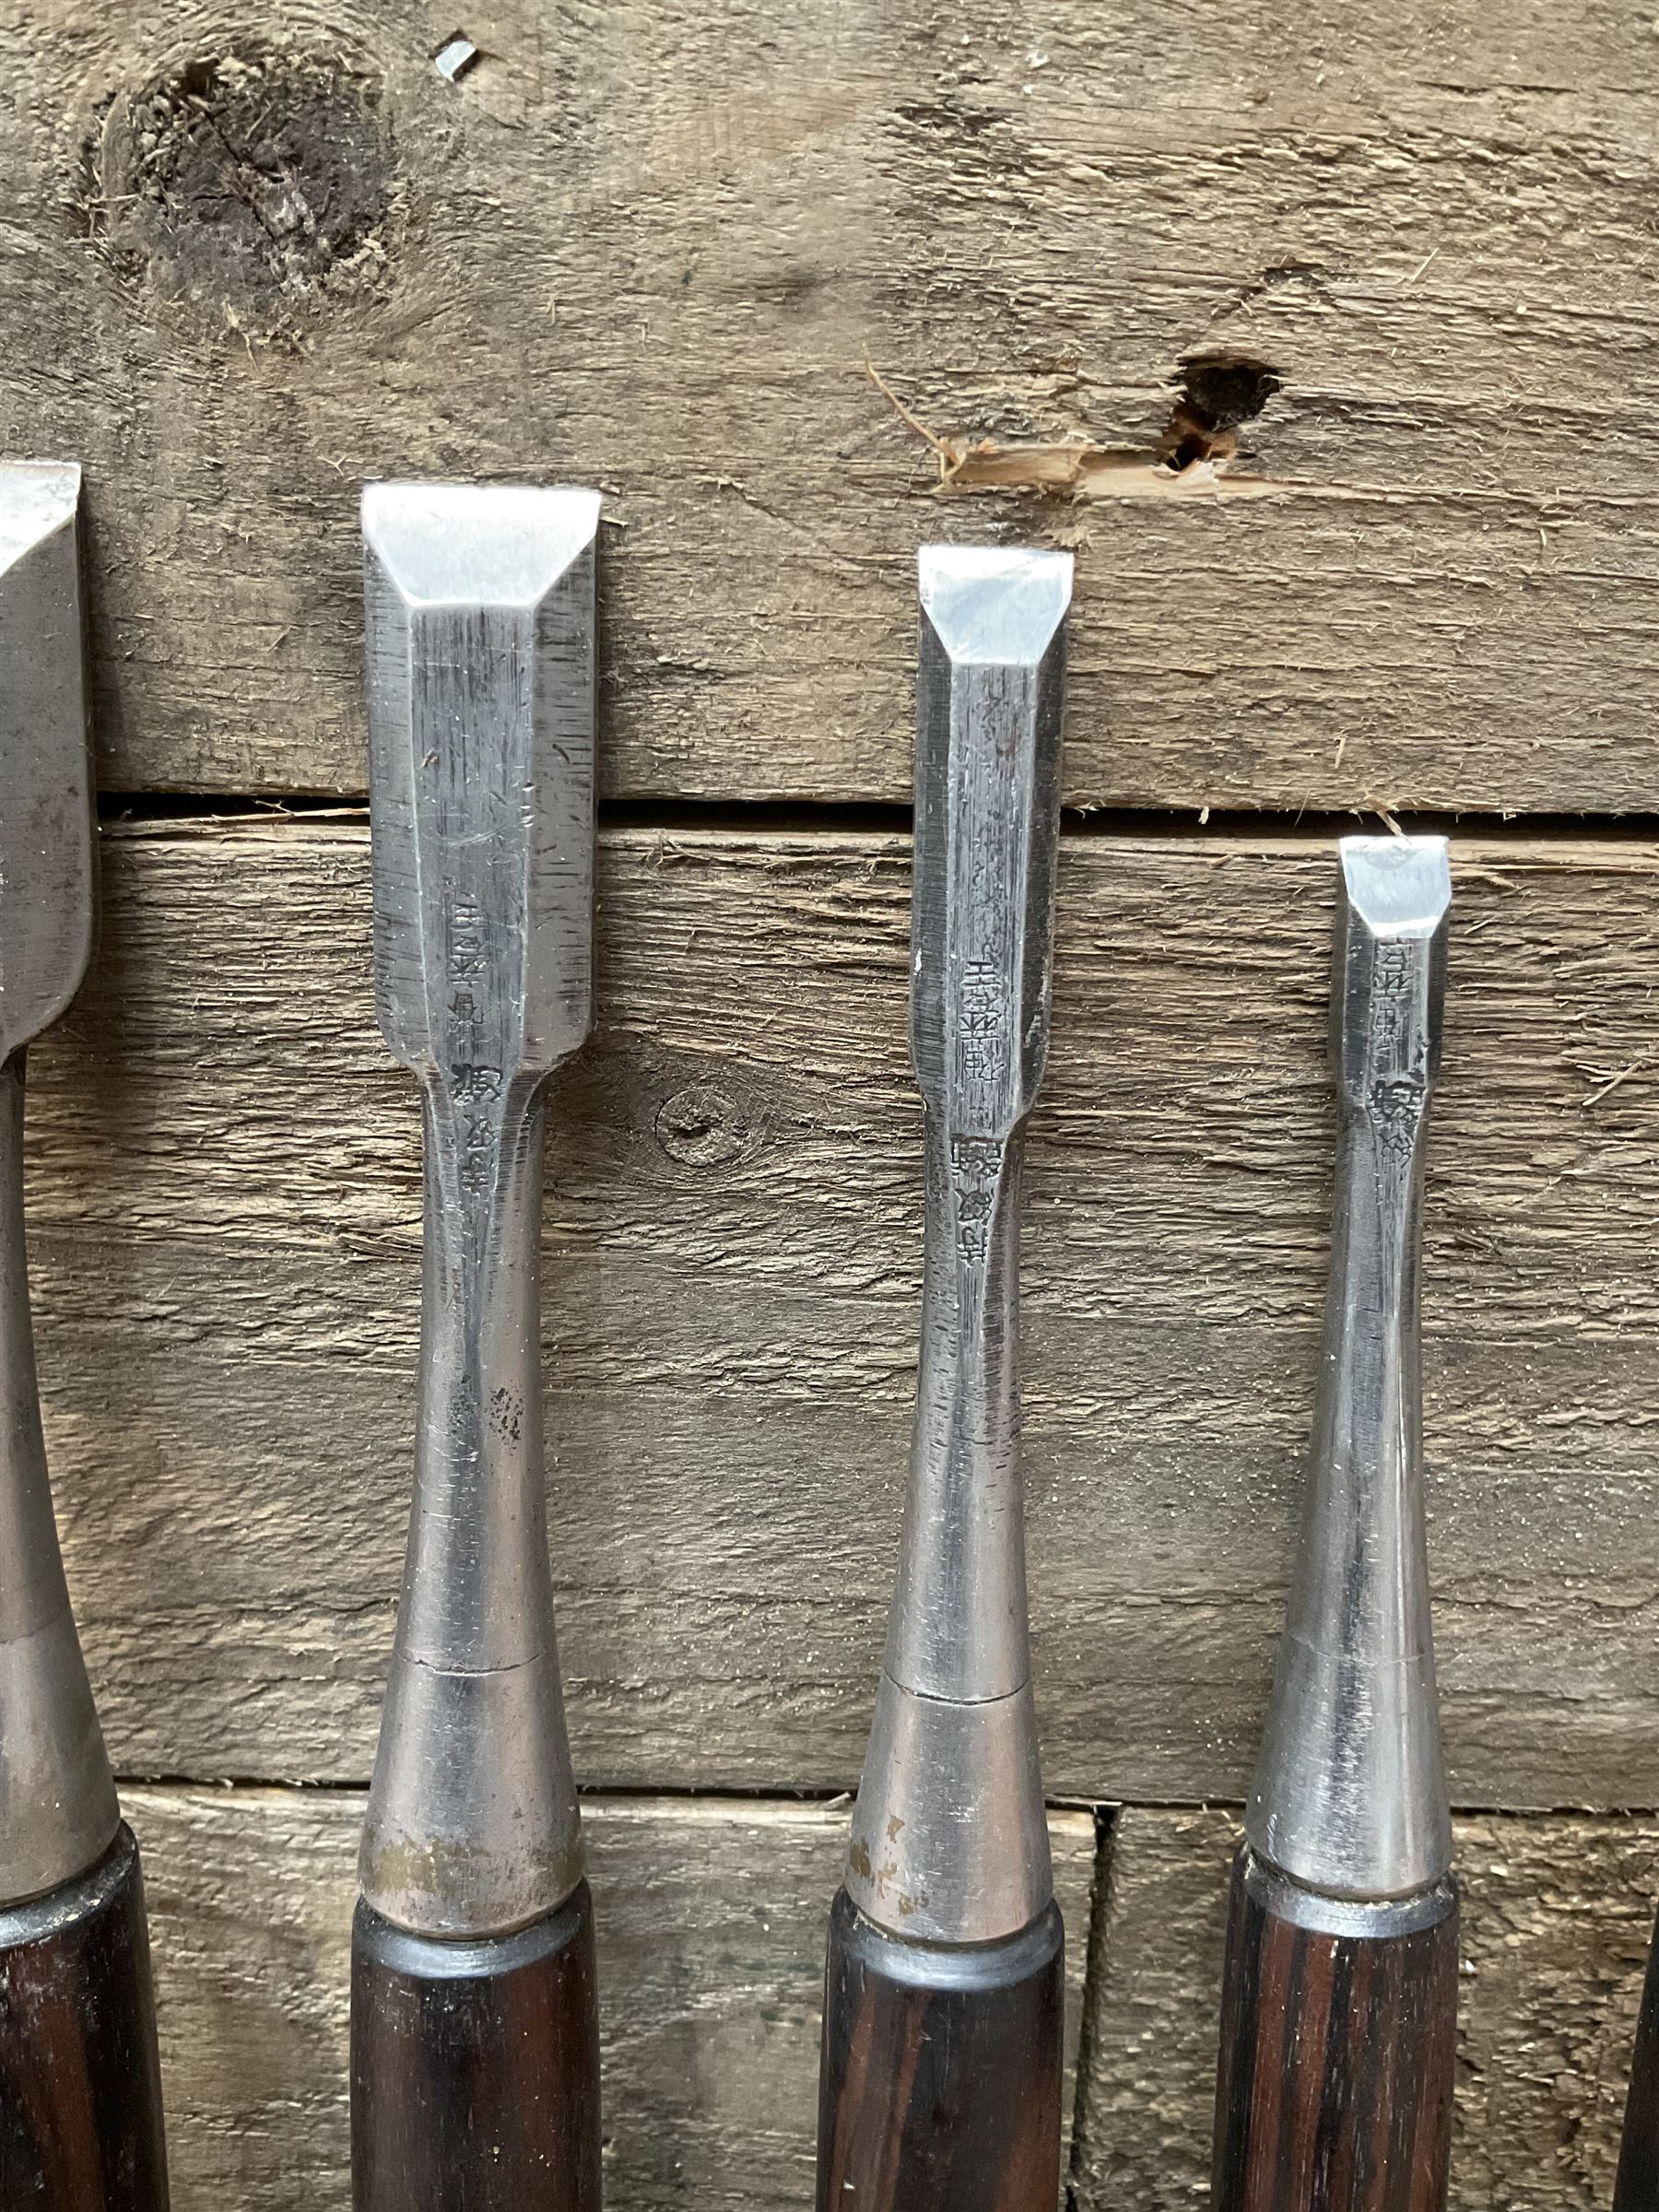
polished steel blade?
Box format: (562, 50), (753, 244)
(844, 544), (1070, 1947)
(359, 481), (599, 1937)
(1246, 835), (1454, 1903)
(0, 460), (117, 1908)
(0, 463), (95, 1062)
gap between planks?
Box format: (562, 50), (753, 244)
(93, 810), (1659, 873)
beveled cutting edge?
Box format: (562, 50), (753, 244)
(1246, 835), (1454, 1905)
(842, 545), (1070, 1947)
(0, 462), (120, 1910)
(359, 481), (599, 1939)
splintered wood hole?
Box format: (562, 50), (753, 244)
(1157, 355), (1283, 475)
(862, 349), (1285, 499)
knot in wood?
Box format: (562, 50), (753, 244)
(92, 47), (396, 330)
(653, 1083), (750, 1170)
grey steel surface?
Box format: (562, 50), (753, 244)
(843, 545), (1070, 1947)
(0, 461), (120, 1909)
(1245, 835), (1455, 1902)
(359, 481), (599, 1938)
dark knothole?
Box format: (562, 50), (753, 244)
(88, 46), (397, 329)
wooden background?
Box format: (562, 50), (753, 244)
(5, 0), (1659, 2202)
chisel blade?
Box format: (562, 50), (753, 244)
(0, 463), (95, 1064)
(361, 482), (600, 1094)
(912, 546), (1070, 1141)
(843, 543), (1072, 1954)
(358, 479), (600, 1943)
(1333, 833), (1452, 1110)
(1248, 832), (1453, 1903)
(815, 547), (1073, 2209)
(1213, 837), (1458, 2212)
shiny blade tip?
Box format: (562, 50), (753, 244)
(917, 544), (1073, 668)
(0, 462), (80, 587)
(1338, 834), (1452, 938)
(361, 480), (601, 610)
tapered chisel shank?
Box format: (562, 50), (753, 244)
(1211, 838), (1457, 2212)
(0, 463), (169, 2209)
(816, 546), (1071, 2212)
(352, 483), (601, 2212)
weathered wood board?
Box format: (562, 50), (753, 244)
(30, 818), (1659, 1810)
(1, 1), (1656, 806)
(126, 1786), (1097, 2211)
(1071, 1805), (1659, 2212)
(119, 1787), (1659, 2209)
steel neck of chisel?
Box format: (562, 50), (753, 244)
(844, 545), (1070, 1948)
(0, 1050), (120, 1907)
(358, 481), (599, 1940)
(1245, 836), (1454, 1903)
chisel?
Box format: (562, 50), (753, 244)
(1211, 837), (1458, 2212)
(0, 463), (169, 2209)
(352, 482), (602, 2212)
(1617, 1944), (1659, 2209)
(815, 544), (1072, 2212)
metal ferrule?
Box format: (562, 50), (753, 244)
(1245, 836), (1454, 1904)
(0, 462), (117, 1910)
(359, 482), (598, 1939)
(1236, 1846), (1456, 1943)
(845, 546), (1070, 1948)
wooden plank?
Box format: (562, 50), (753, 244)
(32, 819), (1659, 1807)
(2, 3), (1658, 806)
(126, 1784), (1098, 2211)
(1070, 1805), (1656, 2211)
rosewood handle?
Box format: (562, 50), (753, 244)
(0, 1823), (169, 2211)
(815, 1885), (1064, 2212)
(350, 1880), (601, 2212)
(1615, 1900), (1659, 2208)
(1211, 1846), (1457, 2212)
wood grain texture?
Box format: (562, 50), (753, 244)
(350, 1887), (600, 2212)
(1210, 1853), (1457, 2212)
(125, 1787), (1096, 2212)
(815, 1889), (1064, 2212)
(0, 1824), (169, 2212)
(1071, 1806), (1659, 2212)
(29, 819), (1659, 1810)
(1, 3), (1658, 806)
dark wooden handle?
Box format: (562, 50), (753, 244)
(1615, 1900), (1659, 2208)
(0, 1822), (170, 2211)
(350, 1878), (600, 2212)
(814, 1885), (1064, 2212)
(1210, 1845), (1458, 2212)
